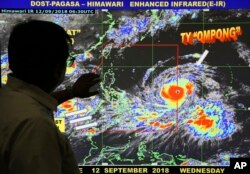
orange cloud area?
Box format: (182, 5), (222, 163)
(161, 85), (185, 101)
(87, 128), (97, 134)
(160, 79), (194, 109)
(136, 112), (174, 130)
(187, 110), (214, 130)
(136, 112), (159, 121)
(186, 106), (220, 137)
(148, 121), (174, 129)
(58, 99), (77, 113)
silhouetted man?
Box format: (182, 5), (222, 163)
(0, 20), (100, 174)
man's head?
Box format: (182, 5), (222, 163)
(8, 20), (71, 92)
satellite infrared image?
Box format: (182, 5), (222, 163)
(0, 9), (250, 167)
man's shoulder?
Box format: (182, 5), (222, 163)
(1, 87), (44, 112)
(0, 87), (36, 103)
(0, 87), (53, 124)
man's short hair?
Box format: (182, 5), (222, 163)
(8, 20), (71, 84)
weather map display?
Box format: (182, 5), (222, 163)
(0, 9), (250, 170)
